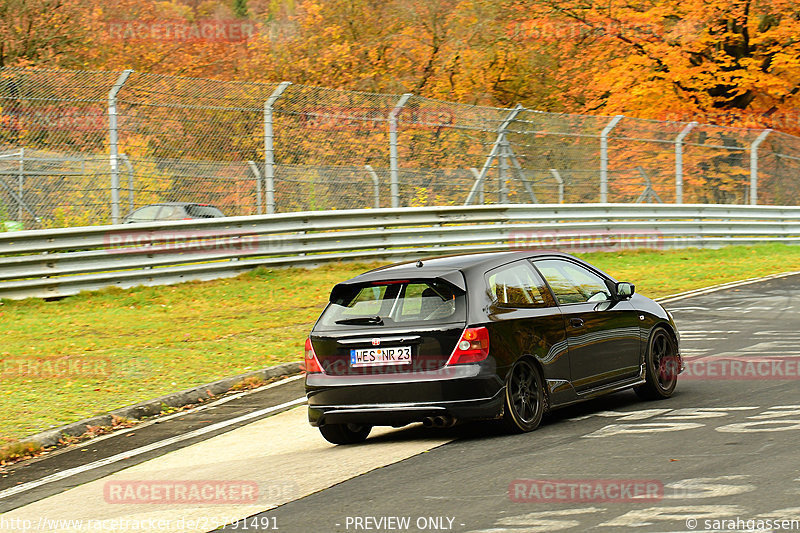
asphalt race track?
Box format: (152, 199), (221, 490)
(2, 273), (800, 533)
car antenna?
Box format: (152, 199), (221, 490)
(416, 260), (423, 268)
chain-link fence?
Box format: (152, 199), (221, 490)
(2, 66), (800, 229)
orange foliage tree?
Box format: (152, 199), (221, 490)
(514, 0), (800, 128)
(0, 0), (90, 68)
(242, 0), (560, 107)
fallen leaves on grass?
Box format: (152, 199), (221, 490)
(0, 441), (43, 464)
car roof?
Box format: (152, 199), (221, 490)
(338, 250), (581, 290)
(370, 250), (576, 273)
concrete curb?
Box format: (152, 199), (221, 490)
(19, 361), (303, 449)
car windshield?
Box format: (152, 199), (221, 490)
(317, 280), (466, 328)
(184, 205), (224, 218)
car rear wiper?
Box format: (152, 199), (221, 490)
(335, 316), (384, 325)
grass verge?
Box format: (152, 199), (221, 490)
(1, 244), (799, 444)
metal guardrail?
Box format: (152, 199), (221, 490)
(1, 204), (799, 300)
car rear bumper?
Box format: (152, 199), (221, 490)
(305, 363), (504, 427)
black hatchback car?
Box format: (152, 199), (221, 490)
(305, 251), (682, 444)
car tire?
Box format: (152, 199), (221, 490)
(501, 358), (545, 433)
(634, 327), (679, 401)
(319, 423), (372, 445)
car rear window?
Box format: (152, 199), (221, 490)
(184, 205), (224, 218)
(125, 205), (161, 222)
(317, 280), (466, 329)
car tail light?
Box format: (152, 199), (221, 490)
(304, 337), (324, 374)
(446, 327), (490, 365)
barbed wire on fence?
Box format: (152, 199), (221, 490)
(1, 66), (799, 229)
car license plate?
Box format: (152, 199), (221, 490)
(350, 346), (412, 367)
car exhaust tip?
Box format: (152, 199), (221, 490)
(422, 417), (435, 428)
(433, 415), (456, 428)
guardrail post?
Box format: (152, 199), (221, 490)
(264, 81), (291, 215)
(600, 115), (624, 203)
(108, 69), (133, 224)
(674, 121), (697, 204)
(750, 129), (772, 205)
(389, 93), (413, 208)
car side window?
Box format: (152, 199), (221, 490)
(158, 205), (185, 220)
(533, 259), (611, 305)
(486, 262), (550, 308)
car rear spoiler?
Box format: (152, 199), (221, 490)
(329, 271), (467, 303)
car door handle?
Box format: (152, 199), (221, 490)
(570, 318), (585, 328)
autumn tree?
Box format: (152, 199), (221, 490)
(513, 0), (800, 125)
(0, 0), (89, 68)
(243, 0), (559, 107)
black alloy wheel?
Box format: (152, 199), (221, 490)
(502, 358), (545, 433)
(635, 327), (679, 400)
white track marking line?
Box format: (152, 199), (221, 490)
(43, 373), (306, 450)
(0, 397), (306, 501)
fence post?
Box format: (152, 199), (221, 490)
(674, 121), (697, 204)
(499, 140), (511, 203)
(264, 81), (292, 215)
(600, 115), (624, 203)
(389, 93), (413, 208)
(365, 165), (381, 209)
(120, 153), (134, 213)
(750, 129), (772, 205)
(108, 69), (133, 224)
(465, 104), (524, 205)
(549, 169), (564, 204)
(247, 161), (263, 215)
(17, 148), (24, 221)
(468, 168), (483, 204)
(507, 152), (538, 204)
(0, 150), (40, 223)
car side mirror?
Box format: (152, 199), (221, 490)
(615, 282), (635, 300)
